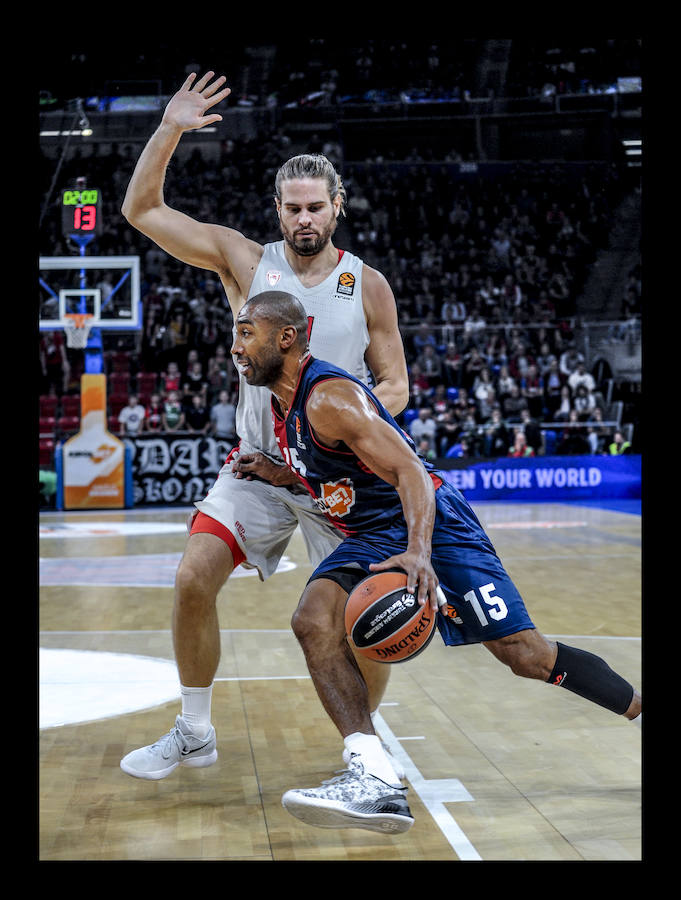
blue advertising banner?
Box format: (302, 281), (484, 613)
(438, 455), (641, 501)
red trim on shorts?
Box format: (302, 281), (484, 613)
(190, 511), (246, 567)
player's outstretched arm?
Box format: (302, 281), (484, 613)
(121, 72), (258, 279)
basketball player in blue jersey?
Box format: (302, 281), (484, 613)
(119, 71), (408, 780)
(231, 291), (642, 834)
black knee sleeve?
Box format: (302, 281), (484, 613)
(547, 642), (634, 715)
(307, 565), (367, 596)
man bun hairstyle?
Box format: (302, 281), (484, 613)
(274, 154), (347, 217)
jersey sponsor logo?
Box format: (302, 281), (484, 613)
(266, 270), (282, 287)
(294, 415), (306, 449)
(319, 479), (356, 517)
(336, 272), (355, 296)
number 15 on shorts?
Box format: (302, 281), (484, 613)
(464, 582), (508, 626)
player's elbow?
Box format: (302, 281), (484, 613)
(385, 379), (410, 417)
(121, 191), (158, 227)
(395, 381), (410, 415)
(120, 194), (137, 224)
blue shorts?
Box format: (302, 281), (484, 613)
(310, 480), (535, 647)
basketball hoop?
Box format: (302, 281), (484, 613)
(63, 313), (94, 349)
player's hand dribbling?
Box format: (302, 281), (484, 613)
(162, 71), (231, 133)
(369, 552), (441, 611)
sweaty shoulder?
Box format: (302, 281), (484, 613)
(305, 376), (376, 446)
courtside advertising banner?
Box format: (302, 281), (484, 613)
(439, 455), (641, 501)
(57, 375), (131, 509)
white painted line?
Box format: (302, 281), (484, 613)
(373, 711), (481, 861)
(40, 630), (642, 640)
(213, 675), (311, 682)
(546, 634), (641, 641)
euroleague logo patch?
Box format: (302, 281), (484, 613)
(336, 272), (355, 296)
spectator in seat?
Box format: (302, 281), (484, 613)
(587, 407), (610, 454)
(609, 430), (632, 455)
(495, 364), (517, 402)
(553, 385), (573, 422)
(520, 363), (544, 418)
(567, 361), (596, 395)
(40, 331), (70, 396)
(435, 408), (461, 456)
(210, 390), (237, 443)
(518, 407), (544, 456)
(183, 360), (208, 403)
(559, 342), (584, 378)
(161, 361), (182, 396)
(118, 395), (147, 436)
(162, 391), (185, 433)
(416, 436), (437, 462)
(409, 407), (437, 445)
(543, 358), (566, 419)
(556, 410), (590, 455)
(483, 408), (512, 458)
(442, 343), (463, 388)
(508, 430), (535, 458)
(573, 383), (597, 420)
(185, 394), (211, 435)
(416, 343), (444, 387)
(408, 362), (432, 407)
(502, 383), (528, 422)
(145, 393), (164, 432)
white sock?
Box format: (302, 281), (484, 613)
(344, 732), (401, 785)
(180, 684), (213, 738)
(631, 712), (642, 728)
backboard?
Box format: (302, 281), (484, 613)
(39, 255), (141, 332)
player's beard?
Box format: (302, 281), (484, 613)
(237, 345), (284, 388)
(280, 211), (338, 257)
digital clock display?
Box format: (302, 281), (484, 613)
(61, 188), (102, 236)
(62, 189), (99, 206)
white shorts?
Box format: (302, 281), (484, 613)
(193, 460), (343, 580)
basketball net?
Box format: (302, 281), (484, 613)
(63, 313), (94, 349)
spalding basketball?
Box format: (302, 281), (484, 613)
(345, 570), (437, 664)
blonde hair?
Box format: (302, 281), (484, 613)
(274, 154), (347, 217)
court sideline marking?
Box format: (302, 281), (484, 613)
(40, 632), (639, 858)
(372, 708), (481, 860)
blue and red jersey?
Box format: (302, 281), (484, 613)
(271, 356), (440, 536)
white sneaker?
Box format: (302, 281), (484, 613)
(342, 742), (406, 780)
(282, 754), (414, 834)
(120, 716), (217, 780)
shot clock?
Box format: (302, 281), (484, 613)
(61, 187), (102, 237)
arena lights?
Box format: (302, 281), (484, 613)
(621, 138), (641, 168)
(41, 129), (93, 137)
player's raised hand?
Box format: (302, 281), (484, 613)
(162, 71), (231, 132)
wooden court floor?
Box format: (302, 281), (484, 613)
(38, 500), (642, 862)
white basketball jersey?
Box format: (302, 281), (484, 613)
(237, 241), (370, 460)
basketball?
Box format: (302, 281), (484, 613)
(345, 570), (437, 664)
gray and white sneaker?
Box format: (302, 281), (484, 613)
(120, 716), (217, 780)
(282, 754), (414, 834)
(342, 743), (406, 781)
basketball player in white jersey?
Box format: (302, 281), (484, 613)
(118, 71), (409, 782)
